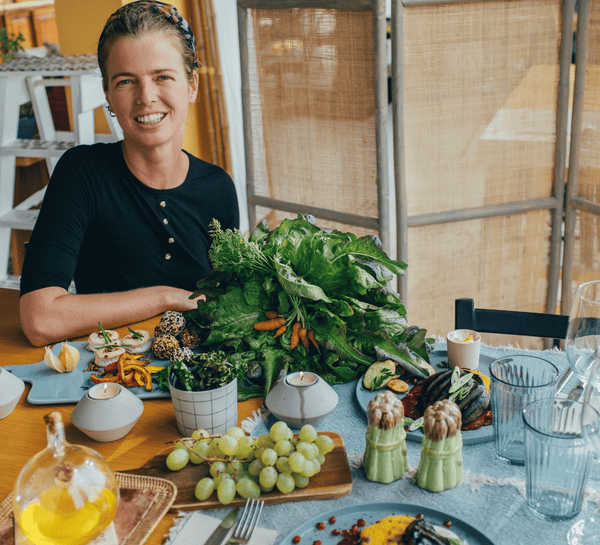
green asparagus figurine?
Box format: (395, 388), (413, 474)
(363, 390), (410, 483)
(415, 399), (464, 492)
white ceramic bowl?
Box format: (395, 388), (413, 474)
(71, 383), (144, 442)
(0, 367), (25, 419)
(265, 372), (339, 429)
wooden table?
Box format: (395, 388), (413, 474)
(0, 288), (263, 545)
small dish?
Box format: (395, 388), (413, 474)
(71, 383), (144, 442)
(0, 367), (25, 419)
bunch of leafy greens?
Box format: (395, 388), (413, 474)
(155, 350), (245, 392)
(184, 215), (433, 400)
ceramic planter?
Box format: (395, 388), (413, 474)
(169, 376), (238, 436)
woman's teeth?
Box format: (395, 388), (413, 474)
(136, 113), (166, 125)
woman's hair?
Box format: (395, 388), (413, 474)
(97, 1), (199, 90)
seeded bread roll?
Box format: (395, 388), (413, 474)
(179, 327), (201, 349)
(157, 311), (186, 336)
(170, 346), (194, 363)
(152, 335), (179, 360)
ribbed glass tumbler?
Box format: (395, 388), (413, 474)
(490, 355), (559, 464)
(523, 398), (598, 520)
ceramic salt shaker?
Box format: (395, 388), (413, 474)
(415, 399), (464, 492)
(362, 390), (410, 483)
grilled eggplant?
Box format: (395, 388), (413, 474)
(400, 518), (452, 545)
(419, 369), (490, 425)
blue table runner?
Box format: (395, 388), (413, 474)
(165, 344), (600, 545)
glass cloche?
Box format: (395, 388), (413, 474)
(12, 412), (119, 545)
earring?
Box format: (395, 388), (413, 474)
(107, 105), (116, 118)
(137, 99), (142, 105)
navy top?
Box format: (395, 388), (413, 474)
(20, 142), (239, 295)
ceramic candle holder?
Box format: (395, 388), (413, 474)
(265, 371), (339, 428)
(71, 383), (144, 442)
(0, 367), (25, 419)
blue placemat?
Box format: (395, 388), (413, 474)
(164, 344), (600, 545)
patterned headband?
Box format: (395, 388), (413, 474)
(104, 0), (199, 69)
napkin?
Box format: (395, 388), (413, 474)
(169, 512), (278, 545)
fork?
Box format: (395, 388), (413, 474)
(227, 498), (264, 544)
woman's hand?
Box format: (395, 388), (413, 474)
(166, 289), (205, 311)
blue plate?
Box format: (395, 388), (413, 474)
(279, 502), (495, 545)
(4, 341), (170, 404)
(355, 350), (495, 445)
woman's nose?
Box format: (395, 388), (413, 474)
(137, 81), (157, 105)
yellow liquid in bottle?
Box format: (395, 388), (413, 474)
(18, 487), (118, 545)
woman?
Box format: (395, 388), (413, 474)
(20, 1), (239, 347)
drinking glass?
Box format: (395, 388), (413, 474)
(565, 280), (600, 544)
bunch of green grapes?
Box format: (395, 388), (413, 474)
(165, 421), (335, 505)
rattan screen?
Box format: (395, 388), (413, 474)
(401, 0), (562, 346)
(245, 8), (380, 236)
(569, 0), (600, 295)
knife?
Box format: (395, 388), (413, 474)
(204, 508), (239, 545)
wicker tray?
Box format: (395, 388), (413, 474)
(0, 473), (177, 545)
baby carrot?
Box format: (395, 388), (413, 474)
(274, 325), (287, 337)
(308, 329), (319, 349)
(265, 310), (278, 319)
(254, 317), (286, 331)
(290, 322), (301, 349)
(299, 327), (309, 349)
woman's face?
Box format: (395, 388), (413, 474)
(104, 33), (198, 151)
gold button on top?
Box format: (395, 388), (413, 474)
(168, 238), (175, 244)
(160, 201), (167, 208)
(163, 218), (169, 225)
(165, 254), (171, 260)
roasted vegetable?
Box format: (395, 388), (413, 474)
(419, 368), (490, 425)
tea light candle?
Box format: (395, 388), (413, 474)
(285, 371), (318, 387)
(88, 383), (121, 400)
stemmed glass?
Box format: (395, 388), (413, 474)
(564, 280), (600, 545)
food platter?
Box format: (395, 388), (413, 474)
(123, 432), (352, 511)
(279, 502), (495, 545)
(4, 341), (170, 404)
(355, 349), (496, 445)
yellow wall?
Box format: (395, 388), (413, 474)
(53, 0), (202, 157)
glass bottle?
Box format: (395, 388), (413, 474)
(12, 412), (119, 545)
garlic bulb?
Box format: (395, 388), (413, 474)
(44, 344), (80, 373)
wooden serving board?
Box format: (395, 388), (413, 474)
(122, 432), (352, 511)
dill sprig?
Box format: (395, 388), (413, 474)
(208, 219), (274, 277)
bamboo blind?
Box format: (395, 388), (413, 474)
(400, 0), (562, 347)
(569, 0), (600, 295)
(245, 8), (381, 238)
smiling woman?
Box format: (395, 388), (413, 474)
(19, 1), (240, 347)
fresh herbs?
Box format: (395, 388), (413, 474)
(186, 215), (434, 400)
(371, 368), (396, 391)
(448, 366), (474, 403)
(156, 350), (247, 392)
(98, 322), (112, 345)
(128, 327), (144, 340)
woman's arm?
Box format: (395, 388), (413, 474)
(20, 285), (203, 347)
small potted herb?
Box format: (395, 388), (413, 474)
(156, 351), (247, 436)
